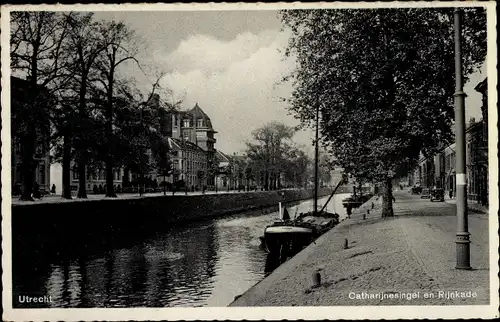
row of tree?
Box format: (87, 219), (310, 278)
(11, 12), (177, 200)
(217, 121), (334, 191)
(279, 8), (486, 216)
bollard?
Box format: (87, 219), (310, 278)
(312, 270), (321, 288)
(344, 238), (349, 249)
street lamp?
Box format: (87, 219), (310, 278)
(453, 7), (471, 270)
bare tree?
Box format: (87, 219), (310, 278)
(94, 20), (140, 197)
(62, 12), (109, 198)
(10, 12), (71, 200)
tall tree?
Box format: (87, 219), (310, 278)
(246, 122), (295, 190)
(63, 12), (108, 198)
(282, 146), (311, 188)
(280, 8), (486, 216)
(94, 20), (139, 197)
(10, 12), (71, 200)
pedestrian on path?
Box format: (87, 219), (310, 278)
(346, 205), (352, 218)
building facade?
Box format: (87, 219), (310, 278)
(70, 164), (124, 193)
(11, 76), (51, 195)
(164, 103), (218, 188)
(167, 137), (207, 189)
(410, 78), (488, 206)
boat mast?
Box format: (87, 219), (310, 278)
(313, 104), (320, 215)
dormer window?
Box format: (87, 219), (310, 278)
(197, 119), (204, 127)
(183, 119), (190, 127)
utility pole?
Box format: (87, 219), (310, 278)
(454, 8), (471, 270)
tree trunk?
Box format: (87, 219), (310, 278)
(20, 47), (39, 201)
(105, 73), (117, 198)
(139, 171), (144, 196)
(61, 133), (72, 199)
(381, 178), (394, 217)
(77, 78), (88, 199)
(77, 157), (87, 198)
(19, 134), (36, 201)
(122, 167), (130, 187)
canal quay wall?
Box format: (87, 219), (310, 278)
(12, 188), (335, 249)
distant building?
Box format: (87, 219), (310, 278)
(163, 103), (218, 188)
(215, 150), (230, 189)
(215, 152), (256, 191)
(11, 76), (51, 194)
(410, 78), (488, 206)
(167, 137), (207, 189)
(70, 164), (124, 193)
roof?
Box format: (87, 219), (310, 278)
(168, 137), (205, 153)
(474, 78), (487, 93)
(11, 76), (52, 98)
(190, 103), (213, 128)
(215, 150), (230, 162)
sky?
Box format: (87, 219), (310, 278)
(93, 10), (312, 156)
(90, 10), (485, 156)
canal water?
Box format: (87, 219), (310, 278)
(13, 193), (350, 308)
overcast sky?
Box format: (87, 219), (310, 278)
(92, 10), (485, 155)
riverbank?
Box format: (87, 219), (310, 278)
(230, 191), (492, 306)
(11, 188), (335, 252)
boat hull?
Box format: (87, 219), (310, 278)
(264, 226), (314, 255)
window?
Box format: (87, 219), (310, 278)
(183, 119), (190, 127)
(72, 167), (79, 180)
(197, 119), (204, 127)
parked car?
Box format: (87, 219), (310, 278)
(411, 186), (422, 195)
(430, 188), (445, 202)
(420, 188), (431, 199)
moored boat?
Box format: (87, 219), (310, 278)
(260, 102), (345, 261)
(262, 196), (341, 257)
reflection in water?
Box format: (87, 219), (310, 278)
(13, 194), (349, 308)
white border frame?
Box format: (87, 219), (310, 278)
(2, 2), (498, 321)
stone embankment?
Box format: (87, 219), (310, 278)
(12, 188), (334, 249)
(230, 191), (490, 306)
